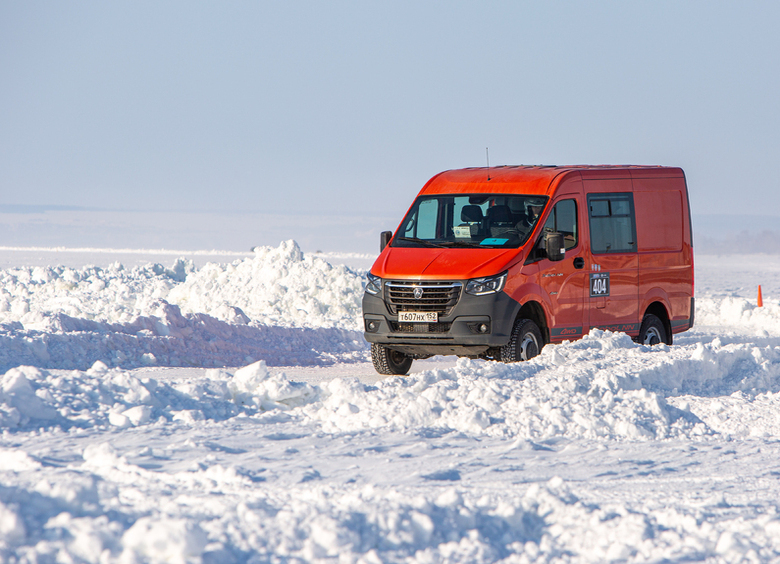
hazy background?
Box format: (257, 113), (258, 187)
(2, 1), (779, 253)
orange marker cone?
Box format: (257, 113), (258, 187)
(758, 285), (764, 307)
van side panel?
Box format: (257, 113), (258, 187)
(632, 174), (694, 330)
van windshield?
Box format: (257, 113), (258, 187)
(392, 194), (549, 249)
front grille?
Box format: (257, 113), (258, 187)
(385, 281), (462, 316)
(389, 322), (453, 333)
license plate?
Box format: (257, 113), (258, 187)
(398, 311), (438, 323)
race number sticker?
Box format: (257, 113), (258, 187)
(590, 272), (610, 297)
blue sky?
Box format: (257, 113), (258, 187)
(2, 1), (779, 222)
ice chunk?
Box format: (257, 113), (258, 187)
(120, 517), (207, 564)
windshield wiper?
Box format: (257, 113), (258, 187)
(437, 241), (484, 248)
(396, 237), (448, 248)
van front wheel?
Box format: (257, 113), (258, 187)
(500, 319), (544, 363)
(638, 314), (667, 346)
(371, 344), (413, 375)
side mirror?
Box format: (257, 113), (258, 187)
(380, 231), (393, 251)
(545, 232), (565, 262)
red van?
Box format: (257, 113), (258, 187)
(362, 165), (694, 375)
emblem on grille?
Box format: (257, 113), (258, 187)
(413, 287), (424, 299)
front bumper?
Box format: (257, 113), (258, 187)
(362, 286), (520, 356)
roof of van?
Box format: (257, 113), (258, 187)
(419, 165), (685, 196)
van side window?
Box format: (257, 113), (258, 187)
(543, 199), (578, 251)
(588, 193), (636, 253)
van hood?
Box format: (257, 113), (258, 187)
(372, 247), (522, 280)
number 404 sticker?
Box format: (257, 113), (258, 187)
(590, 272), (610, 297)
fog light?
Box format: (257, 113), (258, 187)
(365, 319), (380, 333)
(467, 321), (491, 334)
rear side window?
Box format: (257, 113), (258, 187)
(588, 193), (636, 254)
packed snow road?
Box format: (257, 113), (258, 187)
(2, 242), (780, 562)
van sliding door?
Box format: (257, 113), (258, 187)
(585, 190), (639, 333)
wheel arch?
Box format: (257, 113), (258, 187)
(643, 300), (672, 345)
(507, 281), (552, 344)
(516, 300), (550, 344)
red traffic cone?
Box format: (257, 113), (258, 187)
(758, 285), (764, 307)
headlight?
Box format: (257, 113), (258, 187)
(465, 272), (507, 296)
(365, 273), (382, 295)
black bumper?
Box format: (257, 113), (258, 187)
(362, 288), (520, 356)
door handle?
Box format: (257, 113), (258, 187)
(573, 257), (585, 269)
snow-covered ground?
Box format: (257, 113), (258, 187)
(2, 243), (780, 562)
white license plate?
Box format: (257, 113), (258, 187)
(398, 311), (438, 323)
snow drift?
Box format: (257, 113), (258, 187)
(5, 239), (780, 374)
(7, 329), (780, 441)
(4, 339), (780, 562)
(0, 240), (367, 371)
(167, 240), (364, 329)
(5, 248), (780, 562)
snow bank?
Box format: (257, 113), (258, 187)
(0, 240), (365, 331)
(696, 295), (780, 336)
(0, 260), (190, 328)
(8, 239), (780, 376)
(0, 334), (699, 437)
(0, 363), (223, 430)
(0, 361), (306, 431)
(6, 338), (780, 560)
(0, 302), (367, 371)
(166, 239), (365, 329)
(305, 332), (780, 440)
(0, 359), (329, 432)
(305, 331), (709, 440)
(8, 330), (780, 440)
(0, 241), (368, 371)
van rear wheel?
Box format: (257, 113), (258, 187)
(638, 314), (667, 346)
(371, 344), (413, 375)
(500, 319), (544, 363)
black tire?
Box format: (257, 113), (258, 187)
(638, 314), (667, 346)
(500, 319), (544, 363)
(371, 343), (413, 375)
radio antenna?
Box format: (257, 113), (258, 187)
(486, 147), (491, 181)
